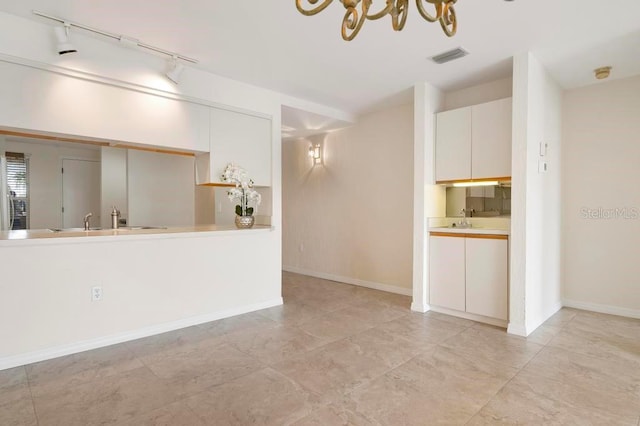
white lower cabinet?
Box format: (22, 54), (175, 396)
(465, 237), (509, 320)
(429, 235), (466, 312)
(429, 233), (508, 321)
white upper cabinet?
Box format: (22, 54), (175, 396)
(196, 107), (272, 187)
(435, 107), (472, 182)
(435, 98), (512, 182)
(471, 98), (512, 180)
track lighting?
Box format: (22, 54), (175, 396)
(33, 10), (197, 81)
(53, 23), (77, 55)
(165, 57), (185, 84)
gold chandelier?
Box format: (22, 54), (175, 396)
(295, 0), (458, 41)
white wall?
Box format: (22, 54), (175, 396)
(3, 139), (100, 229)
(283, 103), (415, 294)
(510, 53), (563, 336)
(444, 77), (513, 111)
(100, 147), (128, 228)
(412, 84), (446, 311)
(195, 185), (216, 226)
(127, 150), (196, 227)
(562, 75), (640, 318)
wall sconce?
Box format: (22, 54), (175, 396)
(308, 143), (321, 165)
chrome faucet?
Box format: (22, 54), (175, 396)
(83, 213), (93, 231)
(459, 209), (469, 227)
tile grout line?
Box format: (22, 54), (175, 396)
(123, 328), (272, 424)
(462, 316), (557, 425)
(23, 365), (41, 426)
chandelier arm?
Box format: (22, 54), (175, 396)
(341, 1), (369, 41)
(392, 0), (409, 31)
(366, 0), (394, 20)
(439, 1), (457, 37)
(296, 0), (335, 16)
(295, 0), (460, 40)
(415, 0), (442, 23)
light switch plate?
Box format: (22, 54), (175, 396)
(539, 141), (548, 157)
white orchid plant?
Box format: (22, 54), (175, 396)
(221, 163), (261, 217)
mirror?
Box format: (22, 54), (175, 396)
(446, 185), (511, 218)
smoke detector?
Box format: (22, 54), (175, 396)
(594, 66), (612, 80)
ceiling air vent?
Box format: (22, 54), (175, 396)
(430, 47), (469, 64)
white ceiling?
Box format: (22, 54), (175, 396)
(1, 1), (640, 114)
(281, 105), (352, 140)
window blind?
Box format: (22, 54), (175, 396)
(5, 152), (28, 198)
(5, 152), (29, 230)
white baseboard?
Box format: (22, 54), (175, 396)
(429, 305), (508, 329)
(0, 298), (283, 371)
(562, 299), (640, 319)
(283, 266), (412, 296)
(507, 323), (528, 337)
(410, 302), (431, 313)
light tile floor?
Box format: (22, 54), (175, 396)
(2, 271), (639, 425)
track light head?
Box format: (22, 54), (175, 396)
(54, 23), (77, 55)
(165, 57), (185, 84)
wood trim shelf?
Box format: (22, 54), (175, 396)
(429, 232), (508, 240)
(435, 176), (511, 185)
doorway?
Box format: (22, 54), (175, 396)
(62, 159), (100, 228)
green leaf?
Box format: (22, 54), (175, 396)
(235, 205), (243, 216)
(246, 207), (254, 216)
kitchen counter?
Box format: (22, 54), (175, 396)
(1, 221), (281, 370)
(0, 224), (273, 246)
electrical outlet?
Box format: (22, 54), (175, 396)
(91, 286), (103, 302)
(538, 160), (549, 173)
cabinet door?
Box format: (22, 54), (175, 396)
(471, 98), (512, 179)
(429, 235), (466, 311)
(465, 237), (508, 320)
(208, 108), (272, 186)
(435, 107), (472, 182)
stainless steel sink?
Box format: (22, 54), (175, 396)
(48, 227), (103, 232)
(117, 226), (167, 230)
(449, 223), (472, 229)
(48, 226), (167, 233)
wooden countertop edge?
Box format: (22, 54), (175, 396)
(429, 232), (508, 240)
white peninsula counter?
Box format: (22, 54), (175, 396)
(0, 225), (282, 370)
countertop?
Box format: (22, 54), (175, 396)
(428, 226), (509, 236)
(0, 224), (273, 245)
(428, 216), (510, 236)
